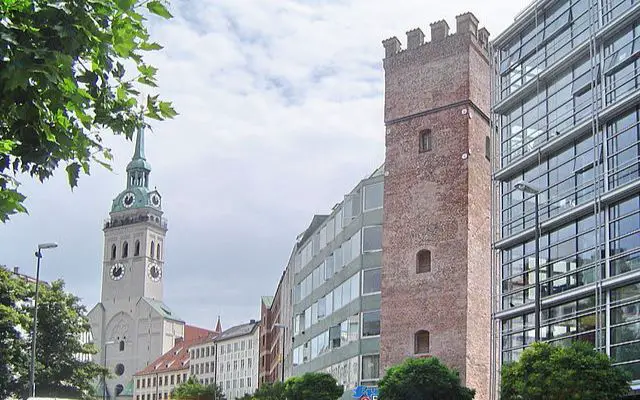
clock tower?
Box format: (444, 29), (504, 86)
(88, 126), (185, 399)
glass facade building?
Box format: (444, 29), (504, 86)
(290, 165), (383, 397)
(491, 0), (640, 392)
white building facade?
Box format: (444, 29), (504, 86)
(88, 126), (184, 398)
(214, 321), (260, 399)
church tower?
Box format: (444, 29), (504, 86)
(88, 127), (185, 399)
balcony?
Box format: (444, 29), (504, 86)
(104, 213), (168, 230)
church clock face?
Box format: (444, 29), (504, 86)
(148, 263), (162, 282)
(110, 263), (125, 281)
(122, 192), (135, 208)
(151, 193), (160, 207)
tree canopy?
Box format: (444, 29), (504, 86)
(251, 381), (286, 400)
(0, 0), (177, 222)
(501, 341), (630, 400)
(0, 267), (105, 399)
(284, 372), (343, 400)
(378, 357), (475, 400)
(171, 377), (226, 400)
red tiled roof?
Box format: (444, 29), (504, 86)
(134, 325), (216, 376)
(184, 325), (213, 341)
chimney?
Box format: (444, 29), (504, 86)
(456, 12), (479, 37)
(13, 267), (19, 274)
(430, 20), (450, 42)
(478, 27), (490, 47)
(250, 319), (256, 324)
(174, 337), (184, 346)
(406, 28), (425, 50)
(382, 37), (402, 58)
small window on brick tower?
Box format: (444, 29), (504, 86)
(416, 249), (431, 273)
(134, 240), (140, 256)
(485, 136), (491, 160)
(415, 330), (430, 354)
(419, 129), (432, 152)
(122, 241), (129, 258)
(111, 244), (117, 260)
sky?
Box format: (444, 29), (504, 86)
(0, 0), (529, 331)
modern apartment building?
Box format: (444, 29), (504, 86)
(380, 12), (492, 400)
(215, 321), (260, 399)
(291, 166), (384, 398)
(491, 0), (640, 395)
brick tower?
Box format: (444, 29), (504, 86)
(380, 13), (492, 399)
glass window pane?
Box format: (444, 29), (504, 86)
(362, 310), (381, 337)
(363, 268), (381, 294)
(363, 226), (383, 252)
(364, 182), (384, 211)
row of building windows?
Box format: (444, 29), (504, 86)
(218, 357), (253, 374)
(110, 240), (162, 260)
(501, 282), (640, 380)
(501, 192), (640, 310)
(295, 182), (383, 273)
(295, 226), (382, 304)
(219, 339), (253, 356)
(136, 373), (186, 389)
(498, 18), (640, 168)
(190, 344), (215, 359)
(500, 106), (640, 237)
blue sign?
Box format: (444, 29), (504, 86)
(352, 386), (379, 399)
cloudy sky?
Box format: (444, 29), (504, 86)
(0, 0), (528, 331)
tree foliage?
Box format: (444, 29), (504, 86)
(378, 357), (475, 400)
(0, 0), (177, 222)
(0, 268), (105, 399)
(284, 372), (343, 400)
(251, 381), (286, 400)
(501, 341), (630, 400)
(171, 377), (226, 400)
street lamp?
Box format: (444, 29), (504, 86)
(514, 180), (542, 342)
(103, 340), (116, 400)
(274, 324), (287, 383)
(29, 242), (58, 398)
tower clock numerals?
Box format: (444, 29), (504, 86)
(151, 193), (161, 207)
(110, 263), (125, 281)
(148, 263), (162, 282)
(123, 192), (135, 208)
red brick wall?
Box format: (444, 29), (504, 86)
(381, 16), (491, 399)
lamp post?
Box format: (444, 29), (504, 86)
(514, 180), (542, 342)
(29, 242), (58, 398)
(274, 324), (287, 383)
(103, 340), (116, 400)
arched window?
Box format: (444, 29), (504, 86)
(157, 243), (161, 260)
(134, 240), (140, 257)
(122, 241), (129, 258)
(111, 244), (117, 260)
(151, 241), (155, 258)
(416, 249), (431, 273)
(415, 330), (430, 354)
(119, 340), (125, 351)
(419, 129), (432, 152)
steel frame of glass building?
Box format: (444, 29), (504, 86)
(490, 0), (640, 397)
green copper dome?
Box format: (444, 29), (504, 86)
(110, 126), (162, 213)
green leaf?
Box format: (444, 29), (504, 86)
(147, 1), (173, 19)
(140, 42), (163, 51)
(0, 140), (15, 154)
(137, 64), (158, 78)
(115, 0), (135, 11)
(65, 163), (81, 189)
(158, 101), (178, 118)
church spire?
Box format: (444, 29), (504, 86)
(214, 316), (222, 334)
(126, 125), (152, 189)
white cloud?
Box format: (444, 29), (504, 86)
(0, 0), (529, 330)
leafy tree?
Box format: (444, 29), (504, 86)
(284, 372), (343, 400)
(501, 341), (630, 400)
(252, 381), (286, 400)
(0, 0), (178, 222)
(0, 267), (30, 398)
(0, 269), (105, 399)
(378, 357), (475, 400)
(172, 377), (226, 400)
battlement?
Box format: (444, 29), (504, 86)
(382, 12), (490, 58)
